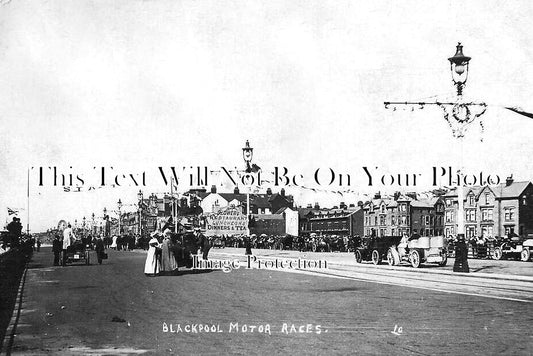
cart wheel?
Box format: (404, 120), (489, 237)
(521, 248), (530, 262)
(371, 250), (381, 265)
(86, 251), (90, 265)
(494, 247), (503, 260)
(409, 250), (421, 268)
(438, 253), (448, 267)
(355, 250), (362, 263)
(387, 248), (399, 266)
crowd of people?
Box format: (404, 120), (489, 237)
(143, 228), (210, 277)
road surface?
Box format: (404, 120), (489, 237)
(3, 247), (532, 355)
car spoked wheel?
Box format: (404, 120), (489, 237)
(409, 250), (421, 268)
(493, 247), (503, 260)
(371, 250), (381, 265)
(521, 248), (531, 262)
(438, 253), (448, 267)
(355, 250), (362, 263)
(387, 249), (394, 266)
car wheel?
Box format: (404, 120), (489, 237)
(387, 248), (399, 266)
(438, 253), (448, 267)
(494, 247), (503, 260)
(371, 250), (381, 265)
(409, 250), (421, 268)
(355, 250), (362, 263)
(521, 248), (531, 262)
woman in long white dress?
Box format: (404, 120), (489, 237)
(110, 235), (118, 250)
(144, 233), (161, 276)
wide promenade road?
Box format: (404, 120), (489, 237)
(5, 247), (533, 355)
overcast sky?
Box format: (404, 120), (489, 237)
(1, 0), (532, 231)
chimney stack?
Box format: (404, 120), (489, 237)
(210, 185), (217, 193)
(234, 186), (240, 194)
(506, 175), (514, 187)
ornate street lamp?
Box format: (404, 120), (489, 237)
(117, 199), (122, 236)
(242, 140), (254, 173)
(103, 207), (107, 237)
(384, 43), (488, 273)
(448, 42), (471, 96)
(137, 190), (143, 240)
(241, 140), (256, 236)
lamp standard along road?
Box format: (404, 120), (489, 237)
(137, 190), (143, 242)
(385, 42), (487, 243)
(117, 199), (122, 237)
(242, 140), (255, 236)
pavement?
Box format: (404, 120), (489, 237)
(209, 247), (533, 280)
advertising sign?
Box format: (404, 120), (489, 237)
(205, 206), (248, 236)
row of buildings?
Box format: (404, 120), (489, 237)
(116, 176), (533, 239)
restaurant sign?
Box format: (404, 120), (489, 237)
(205, 206), (248, 236)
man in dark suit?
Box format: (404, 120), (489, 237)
(52, 234), (62, 266)
(195, 229), (210, 260)
(95, 236), (106, 265)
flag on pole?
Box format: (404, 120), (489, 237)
(7, 207), (19, 215)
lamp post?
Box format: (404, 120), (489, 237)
(137, 190), (143, 242)
(92, 213), (95, 235)
(117, 199), (122, 236)
(384, 43), (486, 241)
(103, 207), (107, 237)
(242, 140), (254, 234)
(82, 216), (86, 238)
(384, 43), (488, 272)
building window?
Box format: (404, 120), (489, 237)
(485, 193), (489, 205)
(391, 216), (396, 225)
(481, 209), (493, 221)
(505, 207), (515, 221)
(425, 216), (430, 225)
(481, 226), (493, 237)
(446, 199), (452, 207)
(381, 205), (385, 213)
(380, 216), (386, 225)
(523, 196), (527, 206)
(374, 216), (378, 225)
(445, 211), (453, 223)
(466, 209), (476, 222)
(469, 194), (474, 205)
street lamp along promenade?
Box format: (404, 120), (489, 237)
(137, 190), (143, 243)
(103, 207), (107, 237)
(242, 140), (254, 236)
(117, 199), (123, 237)
(384, 43), (487, 257)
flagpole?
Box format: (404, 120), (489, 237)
(27, 168), (30, 235)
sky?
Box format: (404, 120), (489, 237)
(1, 0), (532, 231)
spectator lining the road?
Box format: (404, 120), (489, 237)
(144, 232), (161, 276)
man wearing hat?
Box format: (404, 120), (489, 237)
(195, 228), (210, 260)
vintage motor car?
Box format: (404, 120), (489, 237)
(354, 235), (403, 265)
(387, 235), (448, 268)
(493, 234), (533, 262)
(63, 240), (91, 265)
